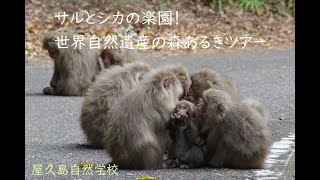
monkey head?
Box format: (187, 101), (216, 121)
(100, 49), (125, 67)
(126, 62), (151, 82)
(171, 100), (195, 127)
(190, 68), (225, 99)
(42, 31), (73, 60)
(144, 69), (183, 101)
(199, 88), (233, 123)
(165, 64), (192, 99)
(100, 49), (113, 67)
(195, 98), (206, 114)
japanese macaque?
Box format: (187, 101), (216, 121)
(163, 64), (192, 98)
(196, 88), (271, 169)
(42, 31), (103, 96)
(189, 67), (239, 102)
(80, 62), (151, 148)
(104, 67), (188, 169)
(242, 98), (271, 124)
(166, 100), (207, 169)
(100, 48), (140, 68)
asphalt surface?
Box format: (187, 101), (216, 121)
(25, 48), (295, 180)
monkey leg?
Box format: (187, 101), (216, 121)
(193, 136), (204, 146)
(207, 143), (226, 168)
(122, 142), (165, 170)
(165, 159), (179, 168)
(43, 87), (56, 95)
(180, 164), (193, 169)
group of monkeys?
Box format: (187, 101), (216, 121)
(42, 30), (272, 170)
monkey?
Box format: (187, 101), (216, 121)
(79, 62), (151, 148)
(80, 63), (190, 149)
(163, 64), (192, 99)
(189, 67), (239, 102)
(100, 48), (140, 68)
(42, 30), (103, 96)
(242, 98), (271, 124)
(165, 100), (207, 169)
(196, 88), (271, 169)
(104, 67), (188, 169)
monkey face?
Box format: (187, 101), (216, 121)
(172, 100), (195, 127)
(100, 49), (112, 67)
(48, 46), (59, 59)
(196, 98), (206, 114)
(202, 89), (231, 121)
(43, 38), (60, 59)
(172, 104), (190, 127)
(176, 104), (189, 115)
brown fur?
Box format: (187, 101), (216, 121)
(104, 68), (186, 169)
(166, 100), (206, 169)
(42, 30), (102, 96)
(190, 67), (239, 101)
(100, 48), (140, 68)
(242, 98), (271, 124)
(163, 64), (192, 98)
(199, 88), (271, 169)
(80, 62), (151, 148)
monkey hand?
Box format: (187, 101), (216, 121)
(175, 112), (188, 120)
(180, 164), (191, 169)
(178, 158), (192, 169)
(170, 113), (177, 120)
(43, 87), (56, 95)
(194, 136), (205, 146)
(165, 159), (179, 168)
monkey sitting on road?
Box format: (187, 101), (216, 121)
(104, 67), (189, 169)
(80, 62), (151, 148)
(196, 88), (271, 169)
(166, 100), (207, 169)
(42, 30), (103, 96)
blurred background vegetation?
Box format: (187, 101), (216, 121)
(25, 0), (295, 59)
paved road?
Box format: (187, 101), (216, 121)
(25, 48), (295, 180)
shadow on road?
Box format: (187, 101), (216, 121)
(25, 92), (45, 96)
(75, 143), (105, 150)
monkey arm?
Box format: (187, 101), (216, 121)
(207, 142), (226, 168)
(184, 122), (203, 146)
(50, 69), (60, 87)
(199, 124), (210, 139)
(43, 65), (60, 95)
(165, 119), (178, 140)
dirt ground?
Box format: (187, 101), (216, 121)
(25, 0), (295, 60)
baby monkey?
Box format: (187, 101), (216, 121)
(166, 100), (207, 169)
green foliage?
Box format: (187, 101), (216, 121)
(267, 0), (295, 15)
(206, 0), (294, 16)
(209, 0), (223, 12)
(239, 0), (262, 12)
